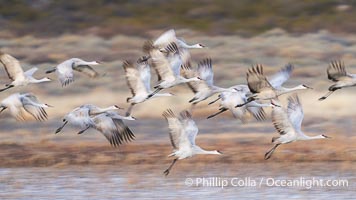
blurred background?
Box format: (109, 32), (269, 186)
(1, 0), (356, 37)
(0, 1), (355, 199)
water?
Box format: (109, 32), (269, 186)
(0, 163), (354, 199)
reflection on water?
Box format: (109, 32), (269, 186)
(0, 163), (354, 199)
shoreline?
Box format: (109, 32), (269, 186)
(1, 138), (355, 168)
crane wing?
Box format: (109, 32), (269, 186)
(247, 64), (272, 93)
(247, 106), (266, 121)
(122, 61), (149, 97)
(20, 94), (48, 121)
(73, 65), (100, 78)
(153, 29), (176, 47)
(137, 59), (152, 92)
(162, 109), (183, 149)
(93, 114), (135, 147)
(181, 62), (209, 94)
(0, 53), (25, 81)
(287, 95), (304, 132)
(179, 110), (198, 146)
(268, 64), (294, 88)
(197, 58), (214, 86)
(272, 100), (295, 136)
(151, 48), (175, 82)
(327, 60), (349, 82)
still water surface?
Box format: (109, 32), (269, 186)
(0, 163), (354, 199)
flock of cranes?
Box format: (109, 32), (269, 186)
(1, 29), (355, 176)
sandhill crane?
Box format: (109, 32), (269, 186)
(182, 58), (231, 105)
(319, 60), (356, 101)
(152, 29), (205, 50)
(236, 64), (312, 107)
(207, 84), (274, 121)
(0, 52), (51, 92)
(55, 104), (135, 147)
(146, 43), (201, 99)
(0, 93), (50, 121)
(141, 29), (205, 67)
(162, 109), (221, 176)
(122, 59), (173, 116)
(265, 95), (330, 160)
(46, 58), (101, 86)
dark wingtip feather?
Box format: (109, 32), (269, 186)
(165, 42), (179, 54)
(179, 110), (192, 119)
(142, 40), (154, 54)
(162, 109), (175, 119)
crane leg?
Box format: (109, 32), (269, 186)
(0, 85), (14, 92)
(55, 121), (68, 134)
(77, 126), (91, 134)
(163, 158), (178, 176)
(207, 108), (228, 119)
(264, 144), (280, 160)
(208, 97), (221, 105)
(318, 91), (334, 101)
(147, 88), (162, 99)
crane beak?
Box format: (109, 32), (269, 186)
(114, 105), (123, 109)
(303, 84), (313, 89)
(322, 134), (331, 139)
(270, 101), (281, 107)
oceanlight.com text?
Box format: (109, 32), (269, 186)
(184, 177), (349, 189)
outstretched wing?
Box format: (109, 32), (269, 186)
(122, 61), (148, 97)
(137, 59), (152, 92)
(153, 29), (176, 47)
(287, 95), (304, 132)
(165, 42), (183, 77)
(56, 62), (74, 86)
(93, 114), (135, 147)
(20, 94), (48, 121)
(73, 65), (99, 78)
(247, 106), (266, 121)
(179, 110), (198, 146)
(327, 60), (349, 82)
(24, 67), (39, 77)
(162, 109), (183, 149)
(150, 48), (175, 82)
(0, 53), (25, 81)
(197, 58), (214, 86)
(246, 64), (272, 93)
(181, 62), (209, 94)
(268, 64), (294, 88)
(142, 40), (154, 54)
(272, 99), (295, 136)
